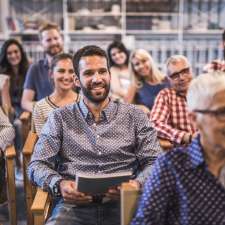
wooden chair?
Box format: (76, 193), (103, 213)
(20, 111), (32, 144)
(31, 188), (51, 225)
(120, 182), (140, 225)
(5, 145), (17, 225)
(23, 131), (51, 225)
(22, 131), (38, 225)
(29, 140), (172, 225)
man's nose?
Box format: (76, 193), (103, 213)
(92, 72), (102, 81)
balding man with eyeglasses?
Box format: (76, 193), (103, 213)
(150, 55), (197, 147)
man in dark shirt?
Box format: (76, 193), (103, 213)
(21, 22), (64, 112)
(28, 45), (162, 225)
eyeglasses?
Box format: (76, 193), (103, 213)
(168, 67), (191, 80)
(194, 107), (225, 122)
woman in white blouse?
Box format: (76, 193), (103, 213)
(33, 53), (80, 136)
(107, 41), (131, 102)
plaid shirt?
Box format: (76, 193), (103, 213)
(150, 88), (196, 144)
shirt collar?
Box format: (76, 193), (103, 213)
(187, 135), (205, 168)
(78, 98), (116, 122)
(43, 57), (49, 68)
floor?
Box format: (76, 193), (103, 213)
(0, 179), (26, 225)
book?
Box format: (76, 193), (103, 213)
(75, 171), (132, 194)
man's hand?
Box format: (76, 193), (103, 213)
(59, 180), (92, 204)
(182, 133), (192, 145)
(105, 186), (120, 201)
(129, 180), (141, 189)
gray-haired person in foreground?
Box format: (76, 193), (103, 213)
(132, 71), (225, 225)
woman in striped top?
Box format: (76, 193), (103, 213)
(33, 53), (80, 136)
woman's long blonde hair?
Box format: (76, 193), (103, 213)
(129, 49), (165, 88)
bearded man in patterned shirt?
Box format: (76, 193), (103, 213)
(28, 45), (162, 225)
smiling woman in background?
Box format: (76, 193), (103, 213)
(33, 53), (80, 136)
(125, 49), (167, 111)
(0, 39), (30, 179)
(107, 41), (131, 102)
(0, 39), (30, 117)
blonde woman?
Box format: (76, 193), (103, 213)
(33, 53), (79, 136)
(125, 49), (167, 110)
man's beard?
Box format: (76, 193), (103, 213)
(46, 44), (63, 57)
(80, 82), (110, 104)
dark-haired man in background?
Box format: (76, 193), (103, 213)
(21, 22), (64, 112)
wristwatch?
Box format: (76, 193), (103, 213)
(52, 179), (63, 197)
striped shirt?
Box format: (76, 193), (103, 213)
(150, 88), (196, 144)
(33, 95), (80, 136)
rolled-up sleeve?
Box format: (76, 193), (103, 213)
(133, 108), (163, 186)
(28, 110), (63, 192)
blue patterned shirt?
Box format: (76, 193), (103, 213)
(28, 100), (162, 193)
(132, 136), (225, 225)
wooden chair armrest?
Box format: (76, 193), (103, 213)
(20, 111), (31, 121)
(121, 182), (140, 225)
(4, 145), (17, 225)
(5, 145), (16, 159)
(159, 138), (173, 151)
(31, 188), (50, 212)
(23, 131), (38, 156)
(31, 188), (51, 224)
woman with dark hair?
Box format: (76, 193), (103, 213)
(0, 38), (29, 117)
(0, 39), (30, 179)
(33, 53), (80, 136)
(107, 41), (131, 101)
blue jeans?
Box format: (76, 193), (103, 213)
(46, 200), (120, 225)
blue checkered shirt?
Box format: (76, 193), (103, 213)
(28, 100), (162, 193)
(132, 136), (225, 225)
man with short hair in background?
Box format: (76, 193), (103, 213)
(21, 22), (64, 112)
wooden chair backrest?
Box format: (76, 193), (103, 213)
(5, 145), (17, 225)
(22, 131), (38, 225)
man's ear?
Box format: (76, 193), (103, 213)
(74, 75), (80, 88)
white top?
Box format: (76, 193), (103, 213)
(110, 66), (131, 101)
